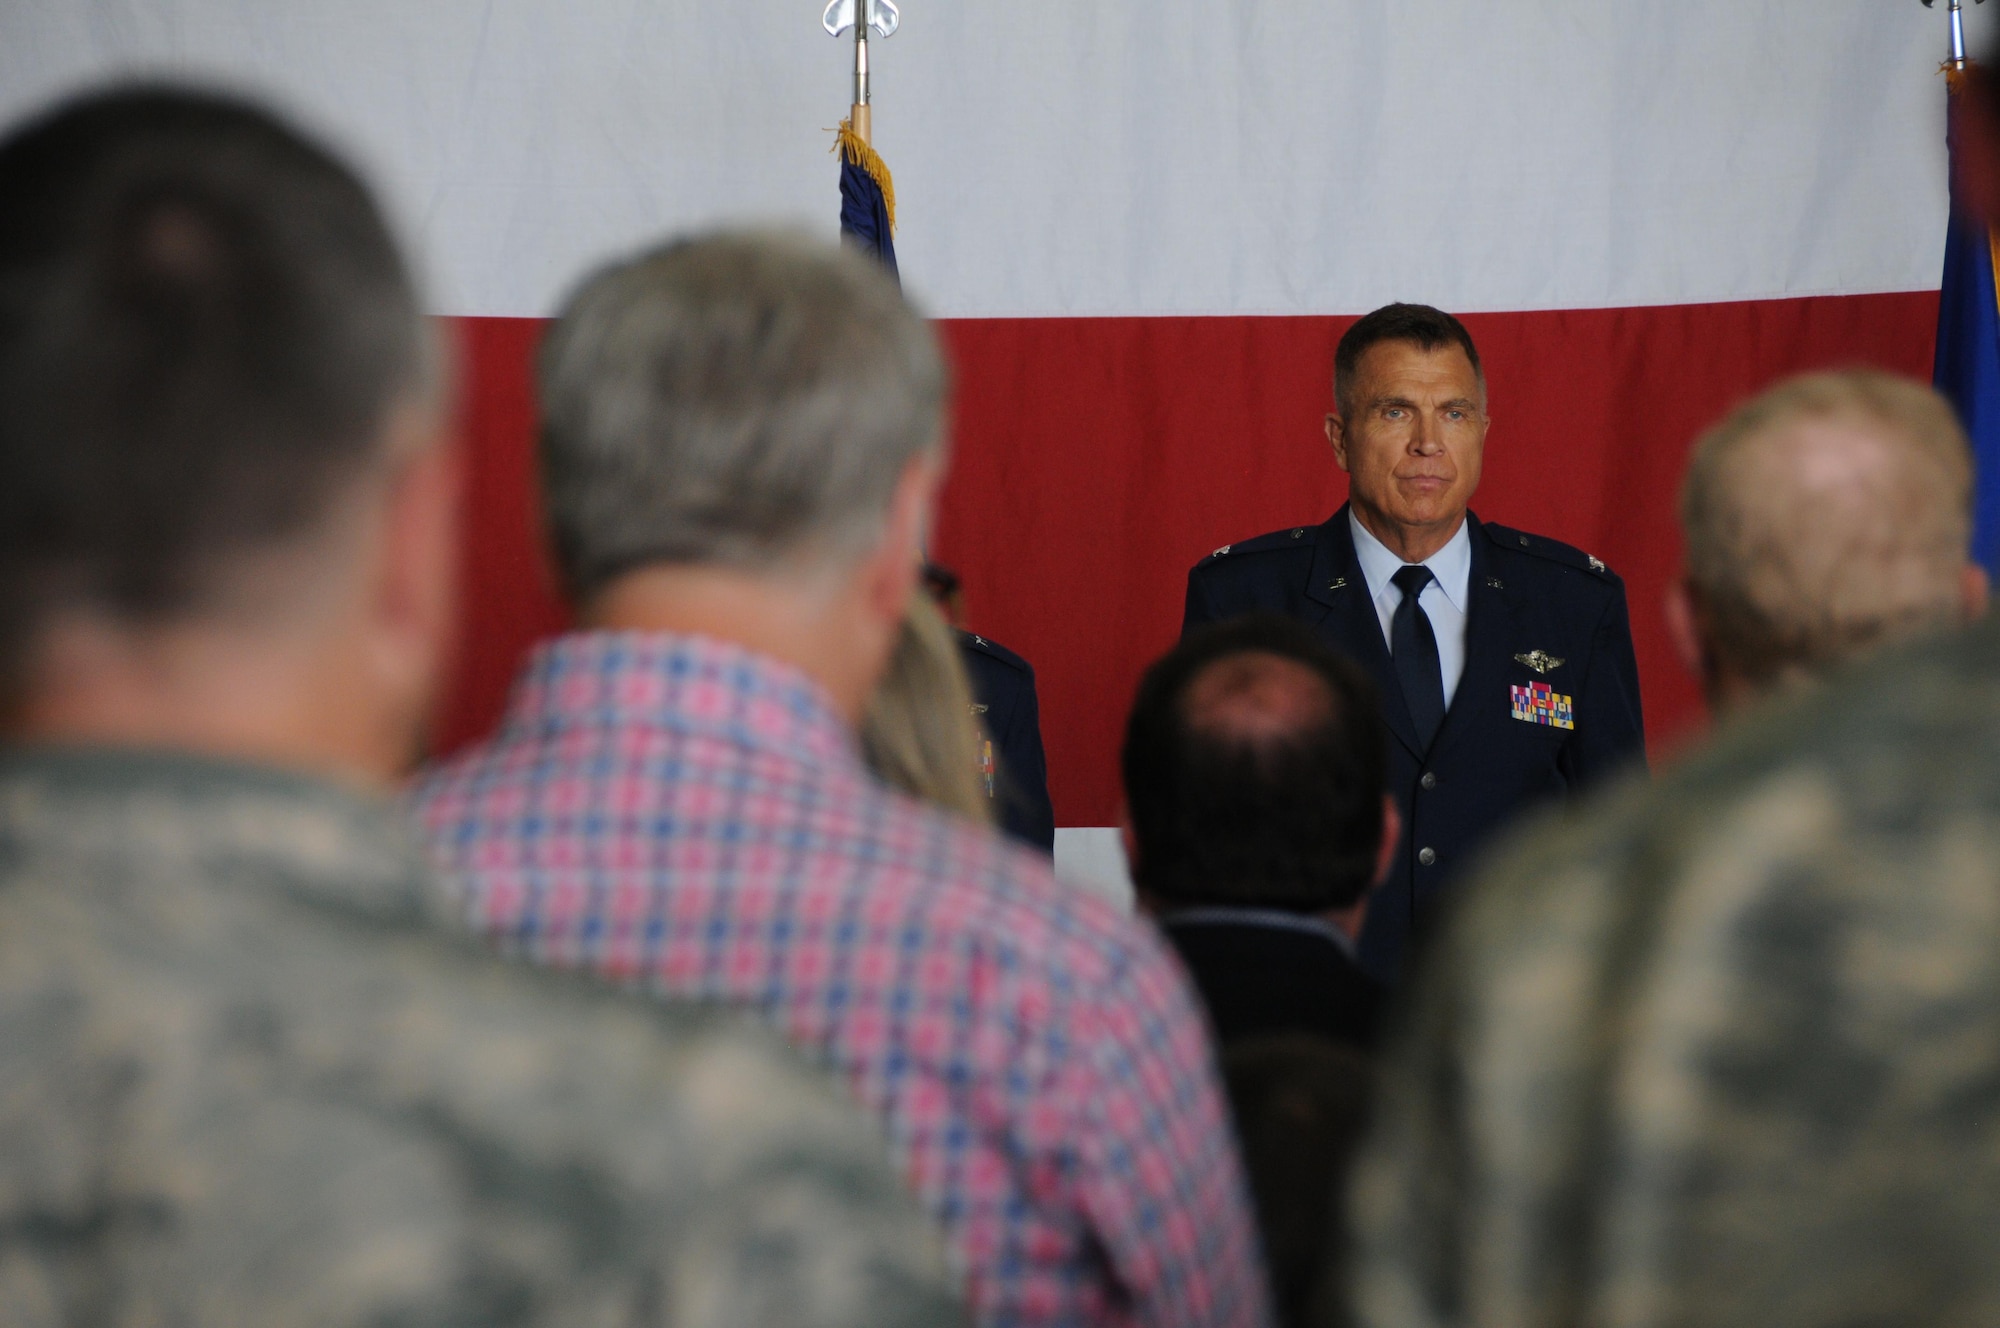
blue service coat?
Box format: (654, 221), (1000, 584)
(958, 629), (1056, 854)
(1182, 505), (1646, 980)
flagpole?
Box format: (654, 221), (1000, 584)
(827, 0), (901, 271)
(1926, 0), (1986, 70)
(826, 0), (899, 142)
(853, 3), (871, 144)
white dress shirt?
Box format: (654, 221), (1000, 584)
(1348, 510), (1472, 710)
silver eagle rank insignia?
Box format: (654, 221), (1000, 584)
(1514, 650), (1565, 675)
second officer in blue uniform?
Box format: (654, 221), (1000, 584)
(1184, 304), (1645, 980)
(958, 628), (1056, 853)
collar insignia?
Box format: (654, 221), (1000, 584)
(1514, 650), (1564, 675)
(1212, 544), (1232, 558)
(969, 703), (989, 715)
(1588, 554), (1607, 573)
(1326, 577), (1348, 591)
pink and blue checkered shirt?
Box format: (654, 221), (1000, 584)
(411, 631), (1270, 1328)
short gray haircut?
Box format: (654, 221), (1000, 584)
(1680, 370), (1974, 687)
(537, 230), (948, 599)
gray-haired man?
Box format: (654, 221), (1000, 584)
(0, 85), (962, 1327)
(1666, 369), (1989, 713)
(413, 233), (1270, 1327)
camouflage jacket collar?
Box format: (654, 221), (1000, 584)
(0, 745), (437, 927)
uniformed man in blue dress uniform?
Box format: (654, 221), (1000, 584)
(925, 563), (1057, 853)
(959, 629), (1056, 852)
(1183, 303), (1645, 979)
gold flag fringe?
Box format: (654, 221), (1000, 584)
(834, 119), (897, 232)
(1945, 60), (1982, 96)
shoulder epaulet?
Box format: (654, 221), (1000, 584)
(1202, 523), (1318, 563)
(957, 629), (1033, 673)
(1482, 521), (1617, 578)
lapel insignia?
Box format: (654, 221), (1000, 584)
(1514, 650), (1564, 674)
(1212, 544), (1232, 558)
(1326, 577), (1348, 591)
(1486, 576), (1505, 590)
(969, 703), (989, 715)
(1511, 681), (1575, 730)
(1588, 554), (1607, 573)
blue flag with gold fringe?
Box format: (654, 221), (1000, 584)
(1935, 69), (2000, 573)
(837, 119), (897, 281)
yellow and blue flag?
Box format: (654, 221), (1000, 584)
(1935, 70), (2000, 571)
(836, 119), (897, 280)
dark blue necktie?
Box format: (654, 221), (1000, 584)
(1391, 564), (1445, 750)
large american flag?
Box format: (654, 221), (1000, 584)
(4, 1), (1973, 863)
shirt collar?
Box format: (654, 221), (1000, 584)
(501, 629), (859, 774)
(1348, 508), (1472, 615)
(1159, 904), (1359, 961)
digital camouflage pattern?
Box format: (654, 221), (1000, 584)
(0, 747), (965, 1328)
(1344, 615), (2000, 1328)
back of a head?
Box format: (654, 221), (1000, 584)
(861, 595), (993, 825)
(537, 230), (948, 601)
(1123, 615), (1386, 913)
(0, 85), (426, 707)
(1679, 370), (1975, 691)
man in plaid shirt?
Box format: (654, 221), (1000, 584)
(413, 232), (1270, 1328)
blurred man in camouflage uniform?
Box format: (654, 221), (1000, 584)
(1665, 370), (1988, 715)
(0, 85), (962, 1328)
(1338, 380), (2000, 1327)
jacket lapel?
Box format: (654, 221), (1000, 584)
(1306, 506), (1424, 760)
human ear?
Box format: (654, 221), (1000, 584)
(1373, 796), (1401, 887)
(1664, 578), (1709, 682)
(863, 451), (944, 630)
(1962, 561), (1990, 622)
(364, 411), (461, 773)
(1326, 413), (1350, 471)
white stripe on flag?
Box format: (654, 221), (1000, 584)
(2, 2), (1987, 319)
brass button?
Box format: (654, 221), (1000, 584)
(1420, 772), (1436, 790)
(1418, 847), (1437, 866)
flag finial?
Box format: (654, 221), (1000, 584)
(1924, 0), (1986, 69)
(824, 0), (899, 144)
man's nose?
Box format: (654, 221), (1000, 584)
(1410, 411), (1444, 454)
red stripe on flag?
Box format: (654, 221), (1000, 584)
(437, 293), (1938, 825)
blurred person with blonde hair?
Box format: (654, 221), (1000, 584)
(861, 594), (994, 824)
(1667, 369), (1988, 713)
